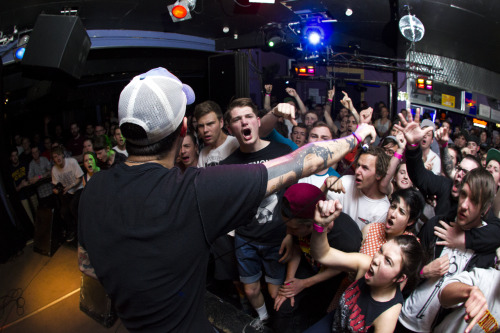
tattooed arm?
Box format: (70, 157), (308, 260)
(263, 123), (376, 196)
(78, 243), (98, 279)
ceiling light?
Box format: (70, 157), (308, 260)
(345, 8), (353, 16)
(223, 26), (229, 33)
(168, 0), (196, 22)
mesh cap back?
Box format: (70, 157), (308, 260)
(119, 67), (195, 146)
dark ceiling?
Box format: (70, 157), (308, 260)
(0, 0), (499, 73)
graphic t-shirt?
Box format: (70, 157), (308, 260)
(332, 277), (403, 332)
(197, 135), (239, 167)
(221, 140), (291, 244)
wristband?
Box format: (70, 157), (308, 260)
(313, 223), (325, 233)
(327, 98), (333, 102)
(265, 93), (271, 96)
(352, 132), (362, 145)
(420, 268), (425, 277)
(394, 152), (403, 160)
(38, 175), (41, 179)
(407, 143), (418, 148)
(441, 142), (448, 148)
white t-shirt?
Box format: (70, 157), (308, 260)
(434, 267), (500, 333)
(326, 175), (389, 230)
(298, 168), (340, 189)
(51, 157), (84, 194)
(113, 146), (128, 157)
(197, 135), (239, 167)
(399, 246), (476, 333)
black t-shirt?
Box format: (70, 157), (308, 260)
(221, 141), (292, 244)
(78, 162), (267, 333)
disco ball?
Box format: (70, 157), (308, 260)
(399, 14), (425, 42)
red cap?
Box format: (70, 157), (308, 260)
(283, 183), (326, 219)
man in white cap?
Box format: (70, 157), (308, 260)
(77, 67), (376, 333)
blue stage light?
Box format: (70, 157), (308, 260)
(15, 47), (26, 60)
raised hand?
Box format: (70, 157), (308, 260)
(393, 108), (433, 146)
(314, 200), (342, 227)
(272, 103), (298, 126)
(359, 107), (373, 124)
(286, 87), (298, 97)
(265, 84), (273, 94)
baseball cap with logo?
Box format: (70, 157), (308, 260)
(118, 67), (195, 146)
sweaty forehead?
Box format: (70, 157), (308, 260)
(310, 126), (331, 138)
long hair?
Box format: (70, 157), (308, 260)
(394, 235), (425, 292)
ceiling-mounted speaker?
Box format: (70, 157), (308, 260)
(22, 14), (91, 81)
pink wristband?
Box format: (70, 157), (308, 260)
(352, 133), (362, 145)
(420, 268), (424, 277)
(394, 152), (403, 160)
(265, 93), (271, 96)
(407, 143), (418, 148)
(327, 98), (333, 102)
(441, 142), (448, 148)
(313, 223), (325, 233)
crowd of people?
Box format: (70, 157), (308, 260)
(5, 67), (500, 333)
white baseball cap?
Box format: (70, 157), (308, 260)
(118, 67), (195, 145)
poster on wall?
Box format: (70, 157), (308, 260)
(442, 94), (455, 108)
(478, 104), (491, 118)
(491, 109), (500, 123)
(461, 91), (477, 115)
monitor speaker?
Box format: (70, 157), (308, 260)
(208, 52), (249, 111)
(33, 207), (60, 257)
(22, 14), (91, 80)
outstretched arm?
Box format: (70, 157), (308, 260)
(259, 103), (298, 138)
(263, 84), (272, 111)
(263, 124), (376, 196)
(340, 91), (359, 123)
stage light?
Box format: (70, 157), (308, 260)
(345, 8), (353, 16)
(13, 34), (29, 62)
(303, 26), (324, 46)
(168, 0), (196, 22)
(15, 47), (26, 60)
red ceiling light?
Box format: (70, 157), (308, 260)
(168, 0), (195, 22)
(172, 5), (188, 19)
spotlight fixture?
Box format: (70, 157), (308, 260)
(223, 26), (229, 33)
(303, 26), (324, 46)
(14, 34), (29, 61)
(345, 8), (353, 16)
(168, 0), (196, 22)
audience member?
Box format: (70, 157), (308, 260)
(113, 127), (128, 157)
(9, 148), (36, 223)
(51, 146), (83, 242)
(82, 151), (100, 187)
(28, 146), (53, 208)
(82, 138), (94, 153)
(19, 137), (33, 165)
(420, 119), (441, 175)
(94, 135), (127, 170)
(66, 122), (85, 162)
(195, 100), (239, 167)
(273, 183), (362, 332)
(360, 188), (424, 258)
(374, 106), (391, 138)
(221, 97), (292, 328)
(306, 200), (424, 333)
(397, 169), (500, 333)
(178, 132), (198, 171)
(290, 123), (308, 148)
(324, 146), (390, 230)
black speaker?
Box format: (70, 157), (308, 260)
(22, 14), (91, 80)
(80, 274), (117, 328)
(33, 207), (60, 256)
(208, 52), (249, 110)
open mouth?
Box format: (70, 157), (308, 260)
(242, 128), (252, 140)
(365, 266), (375, 279)
(386, 219), (394, 228)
